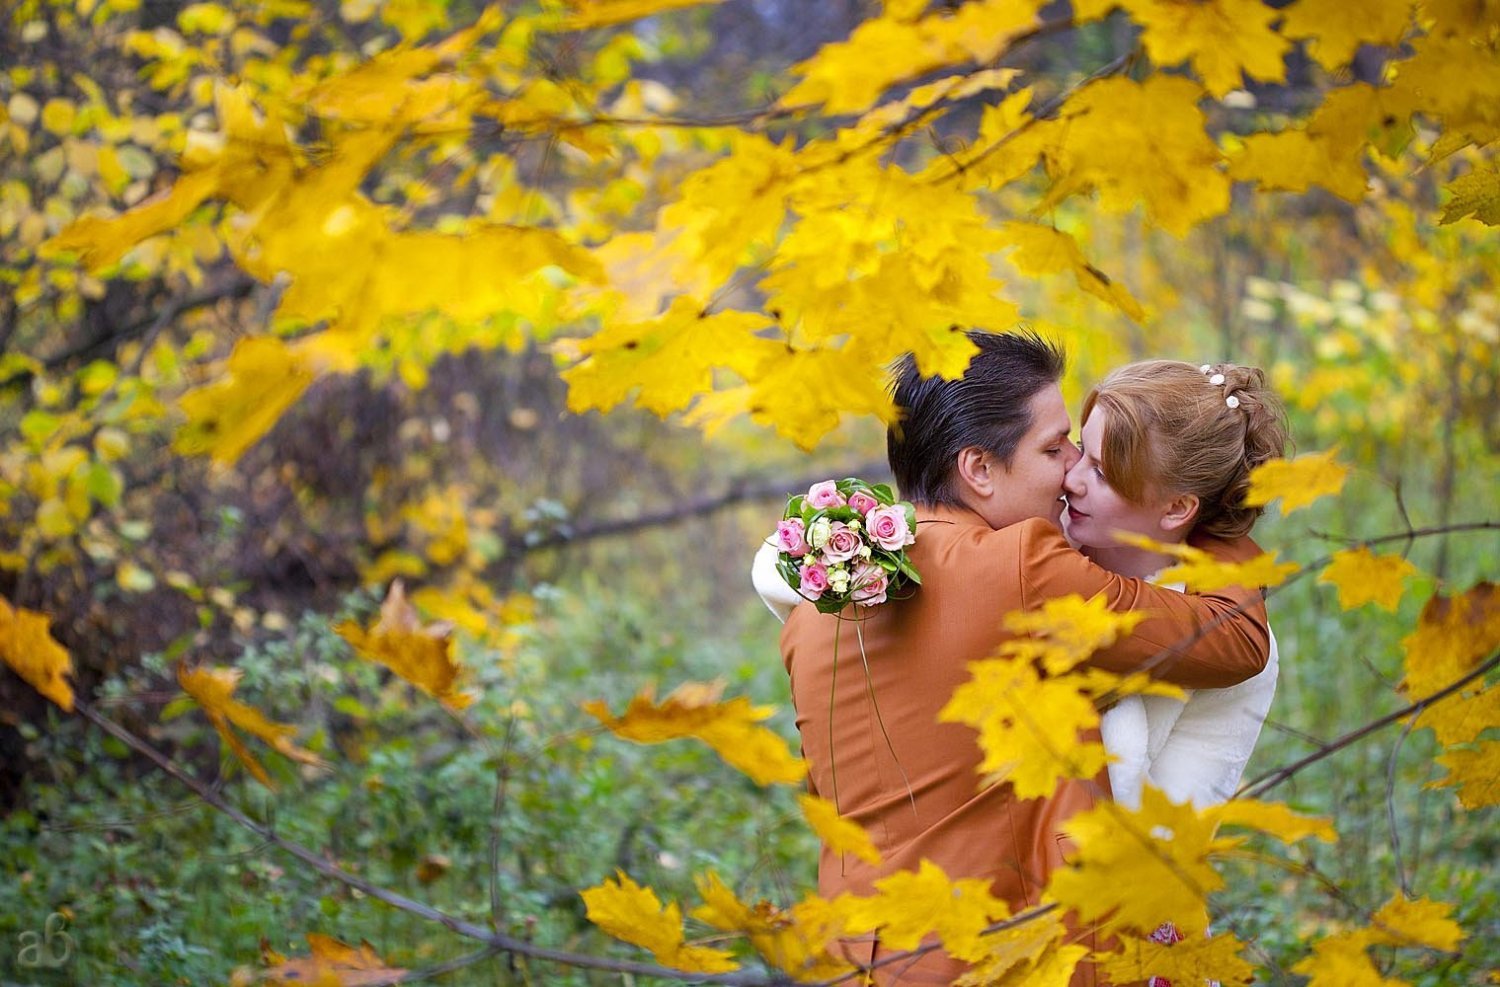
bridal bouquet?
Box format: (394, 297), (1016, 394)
(771, 478), (920, 614)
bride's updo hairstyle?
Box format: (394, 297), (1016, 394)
(1080, 360), (1289, 539)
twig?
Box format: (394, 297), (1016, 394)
(1239, 651), (1499, 800)
(1385, 715), (1417, 897)
(70, 698), (784, 986)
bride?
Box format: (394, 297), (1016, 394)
(1063, 359), (1287, 810)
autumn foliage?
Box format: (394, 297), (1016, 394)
(1, 0), (1498, 983)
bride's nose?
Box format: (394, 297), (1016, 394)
(1063, 458), (1086, 495)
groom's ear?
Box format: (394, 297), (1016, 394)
(1159, 493), (1200, 534)
(955, 446), (996, 498)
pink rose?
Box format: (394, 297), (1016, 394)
(799, 561), (829, 600)
(776, 518), (809, 557)
(866, 505), (913, 551)
(806, 480), (846, 510)
(820, 521), (862, 564)
(847, 490), (879, 516)
(851, 561), (888, 606)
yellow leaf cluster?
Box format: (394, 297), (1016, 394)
(1292, 894), (1465, 985)
(580, 871), (739, 974)
(1440, 164), (1500, 226)
(1117, 534), (1301, 594)
(1244, 449), (1349, 514)
(1206, 799), (1337, 845)
(1405, 584), (1500, 808)
(178, 663), (324, 789)
(938, 656), (1109, 800)
(797, 793), (881, 865)
(996, 221), (1144, 321)
(562, 299), (776, 416)
(1400, 582), (1499, 696)
(837, 859), (1011, 963)
(583, 680), (806, 786)
(1049, 788), (1222, 936)
(1076, 0), (1288, 97)
(334, 580), (475, 710)
(0, 596), (74, 712)
(261, 933), (406, 985)
(1228, 84), (1412, 202)
(692, 872), (853, 982)
(1100, 929), (1255, 987)
(780, 1), (1043, 114)
(953, 910), (1082, 987)
(996, 592), (1148, 675)
(173, 336), (315, 466)
(1035, 75), (1229, 237)
(558, 0), (726, 31)
(1318, 547), (1419, 611)
(1279, 0), (1413, 71)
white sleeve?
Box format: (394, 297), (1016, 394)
(752, 539), (801, 624)
(1146, 628), (1280, 808)
(1101, 696), (1152, 810)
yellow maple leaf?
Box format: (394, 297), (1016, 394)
(1440, 164), (1500, 226)
(1100, 929), (1255, 987)
(939, 658), (1108, 799)
(580, 871), (739, 974)
(0, 596), (74, 712)
(1076, 0), (1288, 97)
(1048, 787), (1220, 936)
(562, 298), (776, 417)
(262, 933), (406, 985)
(178, 664), (325, 789)
(1279, 0), (1413, 71)
(1035, 74), (1229, 236)
(1290, 932), (1400, 987)
(1414, 685), (1499, 747)
(996, 221), (1144, 321)
(797, 793), (881, 865)
(839, 859), (1011, 963)
(997, 592), (1148, 675)
(1207, 798), (1337, 845)
(42, 168), (221, 272)
(174, 336), (316, 466)
(1318, 547), (1420, 611)
(691, 872), (853, 981)
(335, 580), (474, 710)
(1366, 894), (1466, 951)
(779, 2), (1040, 114)
(1429, 742), (1500, 809)
(1400, 582), (1500, 697)
(1292, 894), (1465, 985)
(684, 345), (898, 451)
(1227, 83), (1413, 202)
(583, 681), (806, 786)
(1154, 547), (1300, 594)
(1243, 449), (1349, 514)
(951, 909), (1072, 987)
(558, 0), (726, 30)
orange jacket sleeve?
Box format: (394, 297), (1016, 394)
(1015, 519), (1271, 689)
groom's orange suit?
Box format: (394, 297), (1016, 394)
(780, 505), (1272, 986)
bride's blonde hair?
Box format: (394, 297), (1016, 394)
(1080, 360), (1289, 539)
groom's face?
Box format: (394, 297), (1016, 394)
(974, 385), (1079, 529)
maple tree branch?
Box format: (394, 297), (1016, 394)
(1238, 649), (1500, 801)
(70, 698), (788, 985)
(503, 461), (889, 556)
(40, 272), (257, 374)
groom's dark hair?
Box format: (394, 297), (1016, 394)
(887, 329), (1067, 507)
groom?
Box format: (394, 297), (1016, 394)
(779, 332), (1271, 985)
